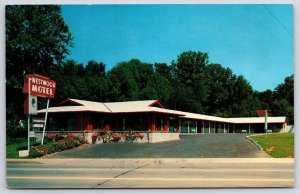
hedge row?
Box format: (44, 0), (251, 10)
(29, 135), (86, 158)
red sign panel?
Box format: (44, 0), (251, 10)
(23, 74), (56, 98)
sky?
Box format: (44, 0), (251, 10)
(61, 4), (294, 92)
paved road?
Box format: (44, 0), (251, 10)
(45, 134), (270, 158)
(6, 158), (294, 188)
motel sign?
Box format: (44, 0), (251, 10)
(23, 74), (56, 98)
(23, 74), (56, 149)
(23, 74), (56, 115)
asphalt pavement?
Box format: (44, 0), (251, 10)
(6, 158), (294, 188)
(44, 134), (270, 158)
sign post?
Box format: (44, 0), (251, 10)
(23, 74), (56, 150)
(41, 98), (50, 145)
(27, 115), (30, 153)
(264, 110), (268, 133)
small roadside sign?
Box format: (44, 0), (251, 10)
(29, 131), (35, 137)
(33, 118), (45, 123)
(33, 123), (44, 128)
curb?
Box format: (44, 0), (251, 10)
(6, 159), (41, 163)
(245, 135), (263, 151)
(7, 158), (294, 165)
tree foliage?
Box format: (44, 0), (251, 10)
(258, 75), (294, 123)
(6, 5), (294, 140)
(6, 5), (73, 124)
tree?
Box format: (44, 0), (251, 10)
(6, 5), (73, 138)
(257, 75), (294, 123)
(273, 75), (294, 106)
(271, 99), (294, 123)
(257, 89), (273, 110)
(170, 51), (210, 113)
(84, 60), (108, 101)
(145, 73), (173, 106)
(173, 51), (209, 86)
(272, 75), (294, 123)
(204, 64), (233, 115)
(154, 63), (172, 80)
(107, 59), (154, 101)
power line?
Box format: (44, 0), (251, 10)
(262, 5), (293, 37)
(243, 5), (291, 55)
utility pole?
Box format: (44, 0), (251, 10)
(264, 110), (268, 133)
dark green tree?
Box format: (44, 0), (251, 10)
(6, 5), (73, 138)
(173, 51), (209, 86)
(272, 75), (294, 123)
(273, 75), (294, 106)
(171, 51), (210, 113)
(204, 64), (233, 115)
(84, 60), (108, 101)
(145, 73), (173, 106)
(257, 89), (273, 110)
(107, 59), (154, 101)
(154, 63), (172, 81)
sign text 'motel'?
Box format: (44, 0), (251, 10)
(23, 74), (56, 98)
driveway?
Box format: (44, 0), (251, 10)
(45, 134), (270, 158)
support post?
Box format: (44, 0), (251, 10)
(41, 98), (50, 145)
(214, 122), (216, 133)
(187, 120), (190, 134)
(264, 110), (268, 133)
(208, 122), (211, 134)
(195, 121), (198, 134)
(27, 115), (30, 151)
(122, 118), (126, 131)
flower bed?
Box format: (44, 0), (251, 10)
(88, 131), (147, 144)
(29, 134), (86, 158)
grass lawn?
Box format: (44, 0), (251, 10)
(251, 133), (294, 158)
(6, 140), (40, 158)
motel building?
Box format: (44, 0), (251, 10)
(37, 98), (288, 143)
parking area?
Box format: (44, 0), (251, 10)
(45, 134), (270, 158)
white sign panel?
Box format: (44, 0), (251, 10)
(29, 131), (35, 137)
(33, 123), (44, 128)
(33, 118), (45, 123)
(28, 95), (38, 115)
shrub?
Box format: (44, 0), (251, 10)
(67, 133), (77, 138)
(73, 140), (81, 147)
(78, 136), (86, 144)
(92, 133), (98, 143)
(46, 144), (55, 154)
(29, 134), (86, 157)
(29, 147), (44, 158)
(111, 133), (123, 139)
(29, 145), (48, 158)
(46, 133), (55, 142)
(54, 134), (66, 141)
(137, 133), (144, 139)
(53, 140), (65, 152)
(64, 137), (76, 149)
(111, 133), (123, 142)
